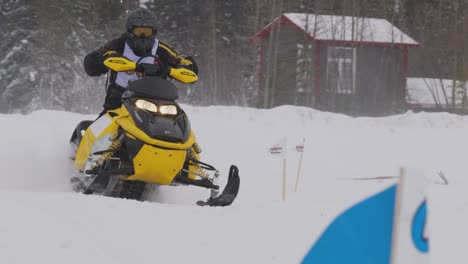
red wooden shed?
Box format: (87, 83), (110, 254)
(252, 13), (419, 116)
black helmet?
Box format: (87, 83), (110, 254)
(125, 8), (157, 56)
(126, 7), (157, 32)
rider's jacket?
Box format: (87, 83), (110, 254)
(83, 34), (197, 114)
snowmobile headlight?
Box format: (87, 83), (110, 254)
(135, 99), (158, 112)
(159, 105), (178, 115)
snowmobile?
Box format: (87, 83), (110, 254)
(69, 56), (239, 206)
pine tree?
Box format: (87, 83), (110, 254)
(0, 1), (39, 113)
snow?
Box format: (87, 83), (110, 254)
(407, 77), (467, 108)
(284, 13), (418, 45)
(5, 78), (22, 90)
(139, 0), (152, 8)
(28, 70), (37, 82)
(1, 43), (24, 64)
(0, 106), (467, 263)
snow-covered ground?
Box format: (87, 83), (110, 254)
(0, 106), (467, 264)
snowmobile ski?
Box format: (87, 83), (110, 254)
(197, 165), (240, 207)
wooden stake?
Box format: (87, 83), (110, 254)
(294, 150), (304, 192)
(294, 138), (305, 192)
(282, 158), (287, 201)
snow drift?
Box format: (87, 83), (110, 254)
(0, 106), (467, 263)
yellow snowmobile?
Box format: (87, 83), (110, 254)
(70, 56), (239, 206)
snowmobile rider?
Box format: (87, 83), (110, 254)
(83, 7), (198, 116)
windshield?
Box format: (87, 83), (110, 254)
(126, 77), (179, 101)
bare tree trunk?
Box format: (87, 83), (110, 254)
(460, 1), (468, 112)
(311, 1), (321, 107)
(301, 2), (311, 106)
(263, 0), (278, 108)
(210, 0), (218, 105)
(269, 0), (283, 107)
(253, 0), (262, 106)
(253, 0), (261, 33)
(451, 0), (460, 110)
(452, 58), (457, 110)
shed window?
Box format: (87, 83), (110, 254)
(326, 47), (356, 94)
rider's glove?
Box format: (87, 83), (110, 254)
(183, 56), (199, 74)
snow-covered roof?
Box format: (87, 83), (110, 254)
(256, 13), (418, 46)
(406, 78), (466, 108)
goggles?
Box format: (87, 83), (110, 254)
(131, 27), (154, 38)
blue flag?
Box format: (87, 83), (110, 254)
(302, 185), (397, 264)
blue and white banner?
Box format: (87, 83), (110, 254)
(301, 168), (429, 264)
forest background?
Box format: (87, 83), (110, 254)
(0, 0), (466, 114)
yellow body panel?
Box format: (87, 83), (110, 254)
(74, 129), (97, 171)
(74, 114), (120, 171)
(127, 144), (187, 184)
(74, 106), (203, 185)
(115, 116), (196, 150)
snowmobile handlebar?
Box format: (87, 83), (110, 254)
(103, 56), (198, 84)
